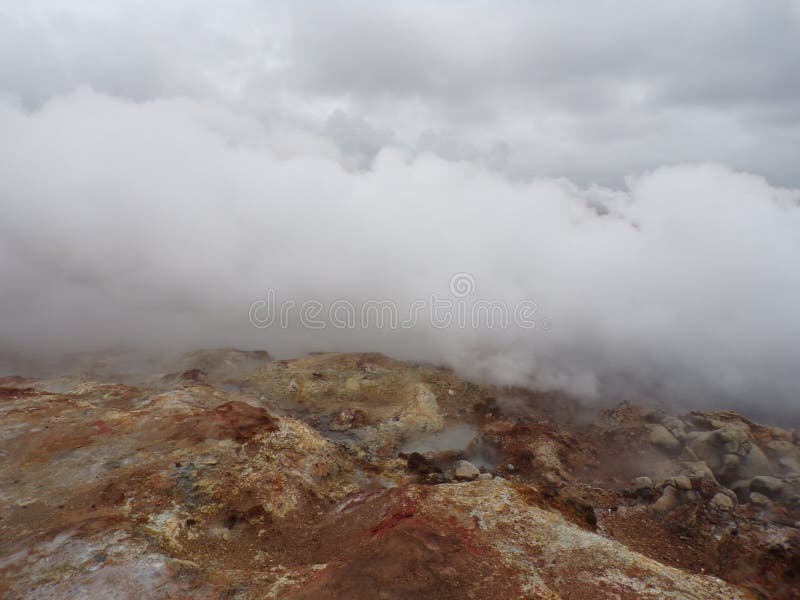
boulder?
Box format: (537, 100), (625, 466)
(765, 440), (797, 457)
(737, 444), (770, 479)
(677, 460), (717, 483)
(653, 485), (680, 512)
(686, 424), (769, 480)
(779, 455), (800, 473)
(710, 493), (733, 511)
(730, 479), (752, 501)
(453, 460), (480, 481)
(671, 475), (693, 490)
(661, 416), (688, 442)
(649, 425), (681, 452)
(750, 475), (783, 497)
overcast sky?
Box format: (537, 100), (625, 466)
(1, 1), (799, 417)
(3, 0), (800, 184)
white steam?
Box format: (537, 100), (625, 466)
(1, 90), (799, 414)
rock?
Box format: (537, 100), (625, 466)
(661, 416), (688, 441)
(759, 426), (794, 444)
(399, 383), (445, 432)
(686, 423), (770, 480)
(685, 412), (714, 430)
(721, 453), (740, 472)
(506, 464), (515, 472)
(649, 424), (681, 452)
(685, 432), (714, 462)
(453, 460), (480, 481)
(737, 444), (770, 479)
(765, 440), (797, 457)
(653, 485), (680, 512)
(778, 455), (800, 474)
(672, 475), (693, 490)
(678, 460), (718, 483)
(715, 424), (750, 454)
(749, 492), (772, 506)
(165, 348), (271, 382)
(329, 407), (367, 431)
(406, 452), (440, 477)
(730, 479), (752, 501)
(710, 493), (733, 511)
(2, 351), (793, 599)
(643, 409), (667, 424)
(750, 475), (784, 497)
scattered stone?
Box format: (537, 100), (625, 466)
(653, 485), (680, 512)
(710, 493), (734, 511)
(686, 491), (700, 501)
(453, 460), (480, 481)
(672, 476), (692, 490)
(750, 475), (784, 497)
(477, 472), (493, 481)
(749, 492), (772, 506)
(649, 424), (681, 452)
(506, 464), (515, 472)
(632, 476), (653, 494)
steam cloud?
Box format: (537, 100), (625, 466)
(1, 1), (799, 417)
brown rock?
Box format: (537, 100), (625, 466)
(710, 493), (734, 511)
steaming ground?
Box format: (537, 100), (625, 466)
(1, 90), (799, 419)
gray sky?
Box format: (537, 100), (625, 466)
(1, 1), (800, 415)
(3, 0), (800, 185)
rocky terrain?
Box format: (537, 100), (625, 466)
(1, 350), (798, 599)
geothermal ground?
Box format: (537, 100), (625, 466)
(1, 350), (798, 599)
